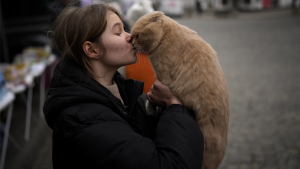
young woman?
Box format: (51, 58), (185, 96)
(43, 3), (204, 169)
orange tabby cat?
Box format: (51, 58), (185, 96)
(131, 11), (229, 169)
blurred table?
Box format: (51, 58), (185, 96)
(6, 74), (34, 142)
(23, 54), (56, 141)
(4, 54), (56, 142)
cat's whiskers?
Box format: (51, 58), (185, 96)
(136, 48), (147, 56)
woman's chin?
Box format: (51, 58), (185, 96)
(124, 56), (138, 66)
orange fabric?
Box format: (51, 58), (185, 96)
(126, 56), (156, 94)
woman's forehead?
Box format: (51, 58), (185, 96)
(107, 11), (121, 27)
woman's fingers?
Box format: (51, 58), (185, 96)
(147, 79), (183, 107)
(147, 79), (168, 107)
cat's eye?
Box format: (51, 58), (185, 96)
(136, 34), (139, 39)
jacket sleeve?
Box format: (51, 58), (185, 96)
(63, 104), (204, 169)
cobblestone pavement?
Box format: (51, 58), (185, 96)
(175, 10), (300, 169)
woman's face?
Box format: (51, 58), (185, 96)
(99, 10), (137, 68)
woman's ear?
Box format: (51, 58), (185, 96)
(83, 41), (101, 59)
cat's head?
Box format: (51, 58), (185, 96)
(131, 11), (165, 54)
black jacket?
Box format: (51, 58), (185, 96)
(43, 59), (204, 169)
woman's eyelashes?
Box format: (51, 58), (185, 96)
(116, 30), (123, 36)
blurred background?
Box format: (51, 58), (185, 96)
(0, 0), (299, 169)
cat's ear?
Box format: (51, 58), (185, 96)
(149, 11), (164, 22)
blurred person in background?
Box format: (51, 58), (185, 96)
(125, 0), (154, 27)
(44, 3), (204, 169)
(196, 0), (203, 13)
(120, 0), (139, 16)
(292, 0), (300, 14)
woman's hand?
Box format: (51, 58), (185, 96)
(147, 79), (183, 108)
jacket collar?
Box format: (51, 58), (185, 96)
(43, 58), (144, 129)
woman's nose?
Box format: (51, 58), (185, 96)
(126, 33), (132, 43)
